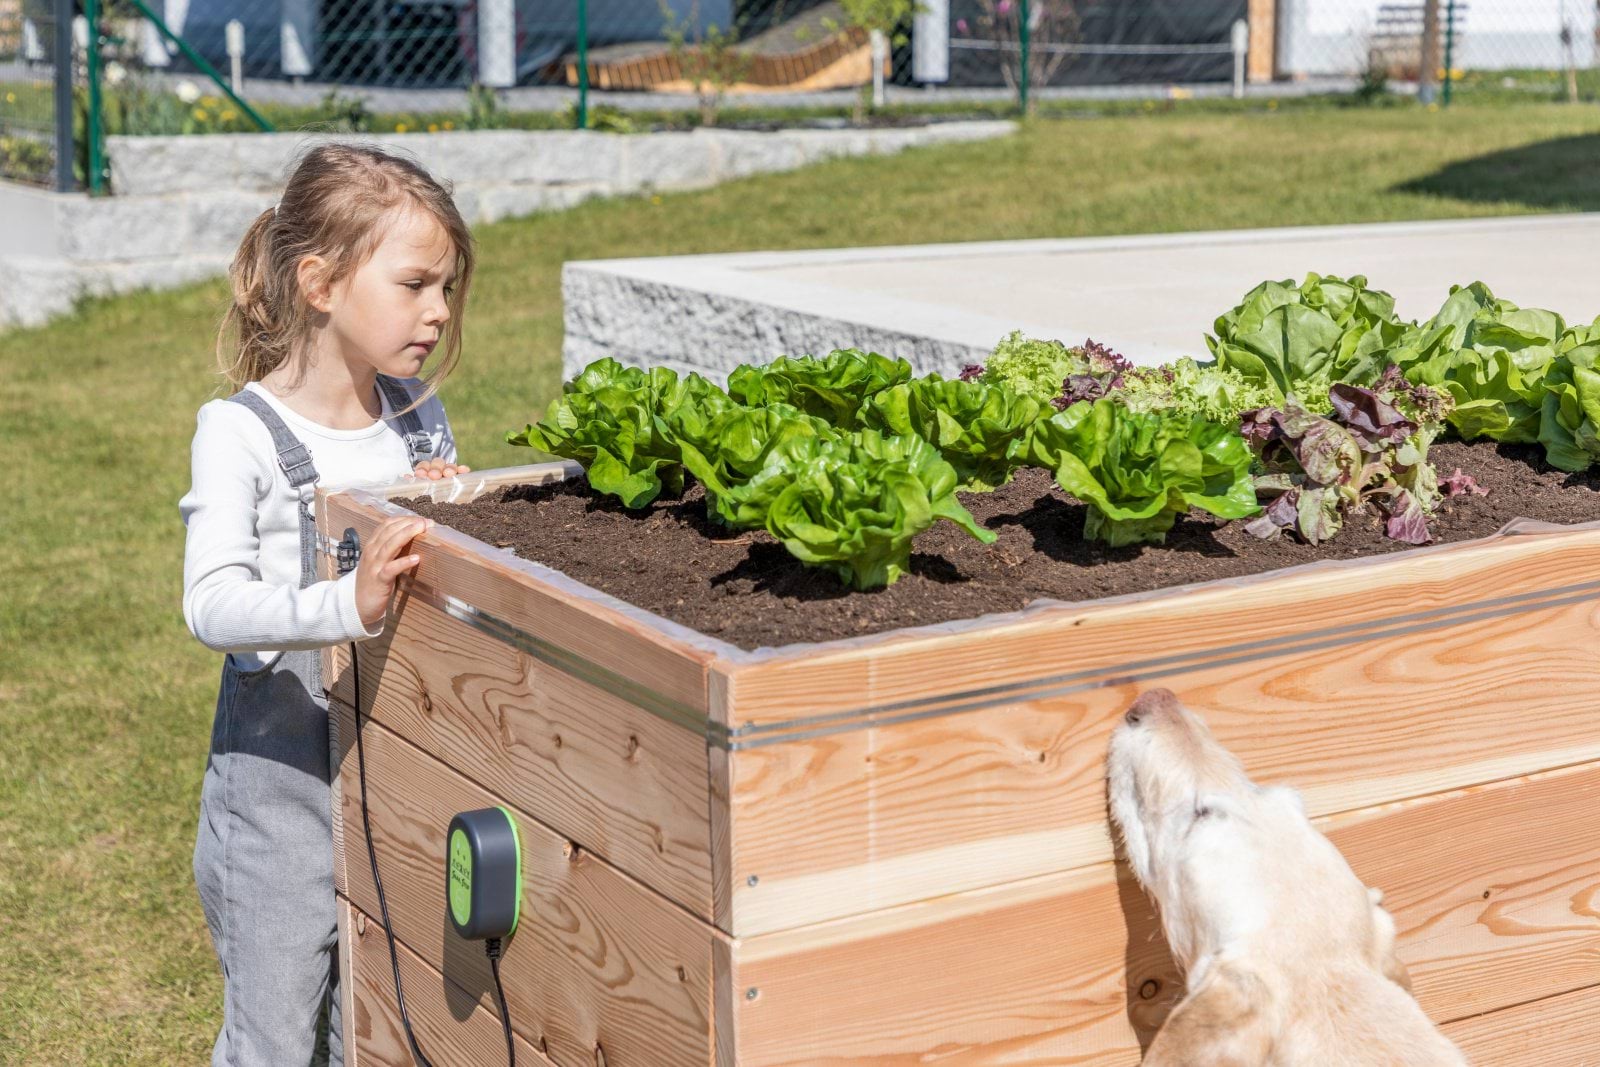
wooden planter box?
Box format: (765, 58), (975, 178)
(319, 462), (1600, 1066)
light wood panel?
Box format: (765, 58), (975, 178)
(728, 763), (1600, 1065)
(1443, 983), (1600, 1066)
(722, 588), (1600, 934)
(318, 478), (715, 724)
(325, 587), (715, 920)
(341, 896), (554, 1067)
(331, 700), (723, 1067)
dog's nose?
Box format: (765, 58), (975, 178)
(1124, 688), (1181, 727)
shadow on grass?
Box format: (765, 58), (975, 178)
(1396, 133), (1600, 211)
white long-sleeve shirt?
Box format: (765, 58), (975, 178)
(179, 377), (456, 671)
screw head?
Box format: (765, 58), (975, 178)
(745, 987), (759, 1001)
(747, 874), (759, 887)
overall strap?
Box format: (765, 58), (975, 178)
(228, 388), (321, 490)
(374, 374), (435, 468)
(227, 387), (321, 590)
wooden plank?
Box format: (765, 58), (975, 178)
(318, 473), (716, 729)
(721, 537), (1600, 932)
(1443, 983), (1600, 1066)
(728, 763), (1600, 1065)
(1247, 0), (1276, 81)
(325, 586), (715, 920)
(332, 700), (723, 1067)
(336, 893), (358, 1065)
(342, 895), (554, 1067)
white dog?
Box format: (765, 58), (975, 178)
(1107, 688), (1468, 1066)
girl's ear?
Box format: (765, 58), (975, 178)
(1142, 963), (1274, 1067)
(297, 254), (333, 313)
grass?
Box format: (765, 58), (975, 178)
(3, 101), (1599, 1063)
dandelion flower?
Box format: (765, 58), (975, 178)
(175, 80), (201, 104)
(443, 120), (455, 130)
(428, 123), (439, 132)
(221, 108), (237, 121)
(105, 61), (127, 86)
(193, 107), (208, 122)
(395, 123), (408, 133)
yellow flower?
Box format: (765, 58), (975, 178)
(1267, 99), (1278, 110)
(201, 95), (220, 108)
(395, 123), (408, 133)
(193, 107), (208, 122)
(428, 123), (439, 132)
(1168, 86), (1192, 100)
(1142, 100), (1154, 111)
(221, 108), (237, 121)
(4, 92), (14, 104)
(1427, 102), (1440, 112)
(443, 120), (454, 130)
(651, 194), (663, 205)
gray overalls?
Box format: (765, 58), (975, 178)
(192, 376), (432, 1067)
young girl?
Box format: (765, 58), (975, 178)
(178, 142), (475, 1066)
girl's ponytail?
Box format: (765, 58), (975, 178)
(216, 206), (298, 393)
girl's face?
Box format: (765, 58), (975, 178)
(317, 205), (458, 381)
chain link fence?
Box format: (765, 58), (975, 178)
(3, 0), (1597, 188)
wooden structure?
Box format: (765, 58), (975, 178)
(564, 27), (870, 94)
(321, 461), (1600, 1065)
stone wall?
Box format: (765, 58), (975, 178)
(0, 122), (1014, 329)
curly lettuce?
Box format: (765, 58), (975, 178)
(862, 374), (1044, 492)
(726, 349), (912, 429)
(506, 358), (688, 508)
(754, 430), (997, 590)
(1014, 399), (1259, 547)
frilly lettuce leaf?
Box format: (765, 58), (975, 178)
(1014, 399), (1258, 547)
(726, 349), (912, 429)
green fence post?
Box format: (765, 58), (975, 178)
(52, 0), (75, 191)
(1017, 0), (1030, 115)
(576, 0), (589, 129)
(1441, 0), (1455, 107)
(85, 0), (104, 194)
(123, 0), (274, 130)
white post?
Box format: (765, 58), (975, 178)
(1231, 18), (1248, 99)
(225, 19), (245, 94)
(870, 28), (887, 107)
(22, 16), (45, 61)
(281, 0), (315, 78)
(478, 0), (516, 88)
(912, 0), (949, 83)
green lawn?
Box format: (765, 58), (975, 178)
(3, 102), (1598, 1064)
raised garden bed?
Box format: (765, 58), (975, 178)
(320, 455), (1600, 1066)
(322, 275), (1600, 1064)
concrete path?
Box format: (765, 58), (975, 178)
(563, 214), (1600, 381)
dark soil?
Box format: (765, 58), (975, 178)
(402, 441), (1600, 651)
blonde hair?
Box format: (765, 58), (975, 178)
(215, 142), (475, 415)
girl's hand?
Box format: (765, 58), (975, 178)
(354, 515), (434, 630)
(413, 457), (472, 480)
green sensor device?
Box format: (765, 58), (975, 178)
(446, 807), (522, 941)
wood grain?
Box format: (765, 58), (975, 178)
(341, 895), (554, 1067)
(1443, 983), (1600, 1066)
(325, 587), (715, 920)
(728, 763), (1600, 1065)
(319, 480), (715, 723)
(723, 592), (1600, 934)
(331, 700), (724, 1067)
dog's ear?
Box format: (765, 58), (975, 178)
(1141, 963), (1274, 1067)
(1368, 888), (1414, 993)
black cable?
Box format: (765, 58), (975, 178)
(351, 636), (438, 1067)
(486, 938), (516, 1067)
(350, 634), (518, 1067)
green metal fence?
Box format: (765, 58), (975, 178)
(3, 0), (1596, 192)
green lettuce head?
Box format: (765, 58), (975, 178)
(1014, 399), (1259, 547)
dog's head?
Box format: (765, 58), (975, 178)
(1106, 689), (1411, 992)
